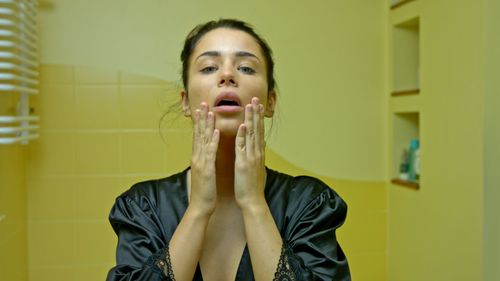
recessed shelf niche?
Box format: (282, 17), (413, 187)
(392, 112), (420, 189)
(392, 17), (420, 95)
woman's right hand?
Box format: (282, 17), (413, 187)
(189, 102), (219, 216)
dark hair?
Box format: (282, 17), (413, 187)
(180, 18), (276, 92)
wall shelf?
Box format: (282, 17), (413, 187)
(390, 0), (415, 10)
(392, 88), (420, 97)
(391, 178), (419, 190)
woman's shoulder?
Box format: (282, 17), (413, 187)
(117, 168), (189, 207)
(266, 167), (347, 209)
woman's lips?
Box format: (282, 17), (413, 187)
(213, 91), (243, 114)
(213, 105), (243, 113)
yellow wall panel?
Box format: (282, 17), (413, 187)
(73, 221), (116, 265)
(28, 222), (75, 267)
(74, 66), (119, 85)
(73, 133), (120, 175)
(29, 267), (77, 281)
(120, 132), (168, 174)
(347, 253), (386, 281)
(484, 1), (500, 280)
(120, 71), (167, 85)
(26, 132), (75, 177)
(74, 178), (123, 220)
(74, 86), (120, 130)
(119, 86), (166, 129)
(39, 64), (74, 84)
(27, 178), (76, 221)
(162, 130), (193, 173)
(36, 85), (75, 130)
(0, 144), (28, 281)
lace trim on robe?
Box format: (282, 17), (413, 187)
(146, 245), (176, 281)
(147, 242), (296, 281)
(273, 243), (297, 281)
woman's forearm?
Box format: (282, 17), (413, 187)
(169, 206), (211, 281)
(241, 200), (283, 281)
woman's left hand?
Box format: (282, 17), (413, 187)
(234, 97), (267, 209)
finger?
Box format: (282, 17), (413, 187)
(252, 98), (262, 151)
(208, 129), (220, 157)
(192, 109), (201, 155)
(258, 104), (265, 149)
(235, 123), (246, 153)
(199, 103), (207, 143)
(206, 111), (215, 142)
(245, 103), (254, 155)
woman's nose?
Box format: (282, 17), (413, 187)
(218, 66), (238, 87)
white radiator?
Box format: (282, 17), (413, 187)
(0, 0), (39, 145)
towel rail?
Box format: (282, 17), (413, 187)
(0, 0), (39, 145)
(0, 132), (39, 144)
(0, 115), (39, 122)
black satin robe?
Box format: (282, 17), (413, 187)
(106, 167), (351, 281)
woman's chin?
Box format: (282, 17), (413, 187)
(215, 120), (241, 137)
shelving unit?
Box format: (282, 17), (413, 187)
(388, 0), (421, 190)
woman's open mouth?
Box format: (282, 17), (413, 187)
(213, 92), (243, 113)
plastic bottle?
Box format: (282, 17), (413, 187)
(399, 148), (409, 181)
(408, 139), (420, 182)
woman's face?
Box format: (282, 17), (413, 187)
(181, 28), (275, 136)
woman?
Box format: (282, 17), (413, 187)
(107, 19), (350, 281)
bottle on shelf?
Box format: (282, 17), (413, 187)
(399, 148), (410, 181)
(408, 139), (420, 182)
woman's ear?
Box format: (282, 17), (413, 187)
(180, 90), (191, 117)
(264, 91), (276, 117)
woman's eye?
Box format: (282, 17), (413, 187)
(238, 66), (255, 74)
(201, 66), (217, 73)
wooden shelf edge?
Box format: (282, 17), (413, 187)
(391, 88), (420, 97)
(391, 178), (420, 190)
(390, 0), (415, 10)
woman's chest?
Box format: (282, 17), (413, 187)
(199, 208), (247, 281)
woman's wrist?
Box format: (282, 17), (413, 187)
(185, 204), (214, 221)
(239, 197), (269, 216)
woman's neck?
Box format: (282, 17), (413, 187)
(214, 135), (237, 200)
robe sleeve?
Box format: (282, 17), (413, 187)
(281, 186), (351, 281)
(106, 195), (175, 281)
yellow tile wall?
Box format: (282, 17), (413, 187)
(27, 64), (386, 280)
(0, 96), (29, 281)
(27, 64), (191, 280)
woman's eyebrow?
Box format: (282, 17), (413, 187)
(195, 50), (260, 61)
(235, 51), (260, 61)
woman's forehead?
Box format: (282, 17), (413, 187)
(191, 28), (263, 60)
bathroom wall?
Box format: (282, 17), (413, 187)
(26, 0), (388, 280)
(26, 65), (191, 280)
(387, 0), (485, 280)
(484, 0), (500, 280)
(0, 95), (29, 281)
(38, 0), (387, 181)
